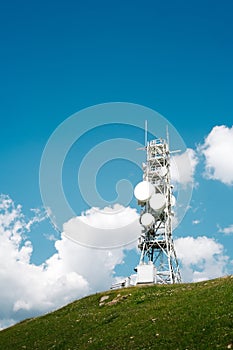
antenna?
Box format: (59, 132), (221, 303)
(136, 120), (148, 151)
(145, 120), (148, 147)
(166, 125), (181, 154)
(166, 125), (169, 148)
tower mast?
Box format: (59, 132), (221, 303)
(134, 129), (181, 284)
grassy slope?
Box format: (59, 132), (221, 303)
(0, 277), (232, 350)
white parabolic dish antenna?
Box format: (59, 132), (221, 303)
(141, 212), (154, 227)
(134, 181), (155, 201)
(149, 193), (166, 212)
(156, 166), (167, 177)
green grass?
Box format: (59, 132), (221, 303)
(0, 276), (233, 349)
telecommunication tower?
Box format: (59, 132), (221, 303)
(134, 125), (181, 285)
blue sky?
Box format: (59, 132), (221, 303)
(0, 0), (233, 328)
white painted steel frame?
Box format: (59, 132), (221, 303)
(137, 137), (182, 284)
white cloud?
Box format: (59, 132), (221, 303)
(200, 125), (233, 185)
(44, 233), (57, 241)
(175, 236), (229, 282)
(63, 204), (140, 249)
(0, 195), (88, 328)
(218, 224), (233, 235)
(192, 220), (200, 225)
(171, 148), (198, 187)
(0, 195), (139, 330)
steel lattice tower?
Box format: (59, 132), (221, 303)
(134, 136), (182, 284)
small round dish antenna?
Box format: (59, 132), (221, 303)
(149, 193), (166, 212)
(140, 212), (155, 227)
(134, 181), (155, 202)
(158, 166), (167, 177)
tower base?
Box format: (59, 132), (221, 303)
(136, 262), (157, 285)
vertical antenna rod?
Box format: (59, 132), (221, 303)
(145, 120), (148, 147)
(145, 120), (148, 180)
(166, 125), (169, 148)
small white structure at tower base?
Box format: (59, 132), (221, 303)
(136, 262), (157, 284)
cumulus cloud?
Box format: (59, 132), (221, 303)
(0, 195), (88, 328)
(63, 204), (140, 249)
(200, 125), (233, 185)
(170, 148), (198, 187)
(0, 195), (139, 329)
(175, 236), (229, 282)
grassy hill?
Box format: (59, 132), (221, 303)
(0, 276), (232, 350)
